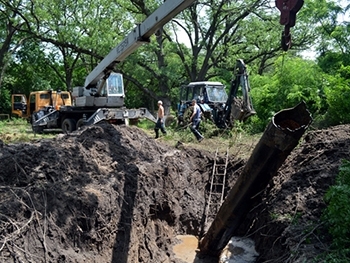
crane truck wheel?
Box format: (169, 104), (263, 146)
(76, 118), (85, 130)
(32, 125), (44, 134)
(61, 118), (77, 134)
(31, 114), (44, 134)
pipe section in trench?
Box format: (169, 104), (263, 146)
(199, 101), (312, 256)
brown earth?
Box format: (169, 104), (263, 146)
(0, 122), (349, 263)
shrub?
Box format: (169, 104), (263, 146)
(321, 160), (350, 261)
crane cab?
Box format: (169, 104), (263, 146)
(74, 72), (125, 107)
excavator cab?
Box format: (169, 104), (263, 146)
(177, 81), (228, 127)
(177, 60), (256, 129)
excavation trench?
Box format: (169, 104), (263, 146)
(1, 102), (350, 263)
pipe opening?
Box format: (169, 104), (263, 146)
(273, 101), (312, 132)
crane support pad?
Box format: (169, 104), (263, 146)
(199, 101), (312, 256)
(85, 107), (157, 126)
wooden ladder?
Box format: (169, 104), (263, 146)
(205, 147), (229, 227)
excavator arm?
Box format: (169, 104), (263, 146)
(224, 59), (256, 124)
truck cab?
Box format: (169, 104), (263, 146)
(12, 90), (72, 120)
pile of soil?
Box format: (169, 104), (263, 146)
(0, 122), (349, 262)
(240, 124), (350, 262)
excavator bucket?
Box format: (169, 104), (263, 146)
(230, 98), (256, 122)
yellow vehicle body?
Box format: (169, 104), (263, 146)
(11, 91), (72, 119)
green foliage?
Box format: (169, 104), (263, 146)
(7, 40), (63, 94)
(322, 160), (350, 257)
(317, 52), (350, 75)
(250, 55), (326, 131)
(136, 119), (155, 130)
(0, 88), (11, 114)
(318, 248), (350, 263)
(242, 115), (268, 135)
(321, 67), (350, 126)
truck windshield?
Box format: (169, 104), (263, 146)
(107, 73), (124, 96)
(206, 86), (228, 102)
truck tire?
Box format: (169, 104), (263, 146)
(31, 114), (44, 134)
(61, 118), (77, 133)
(32, 125), (44, 134)
(76, 118), (85, 129)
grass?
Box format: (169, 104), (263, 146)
(1, 117), (262, 160)
(0, 118), (56, 144)
(138, 118), (262, 158)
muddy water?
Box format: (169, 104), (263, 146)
(173, 235), (258, 263)
(173, 235), (199, 262)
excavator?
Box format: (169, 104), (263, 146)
(177, 59), (256, 129)
(12, 0), (196, 133)
(176, 0), (304, 128)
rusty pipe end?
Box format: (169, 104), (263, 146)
(273, 101), (312, 136)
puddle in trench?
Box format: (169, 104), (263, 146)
(173, 235), (258, 263)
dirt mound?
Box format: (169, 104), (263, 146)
(0, 122), (221, 262)
(242, 124), (350, 262)
(0, 122), (349, 263)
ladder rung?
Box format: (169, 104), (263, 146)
(209, 192), (222, 196)
(205, 147), (229, 227)
(209, 203), (222, 208)
(209, 203), (221, 208)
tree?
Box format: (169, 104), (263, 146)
(249, 55), (326, 130)
(0, 0), (32, 113)
(322, 65), (350, 125)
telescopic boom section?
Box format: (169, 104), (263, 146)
(84, 0), (195, 89)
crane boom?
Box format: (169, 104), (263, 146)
(84, 0), (195, 88)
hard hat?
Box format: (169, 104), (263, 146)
(158, 100), (163, 105)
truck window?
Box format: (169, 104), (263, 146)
(107, 73), (124, 96)
(61, 94), (69, 99)
(40, 94), (50, 99)
(206, 86), (228, 102)
(13, 96), (25, 103)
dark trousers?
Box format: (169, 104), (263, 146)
(155, 119), (166, 138)
(190, 119), (203, 141)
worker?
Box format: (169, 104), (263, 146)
(189, 99), (204, 142)
(154, 100), (167, 139)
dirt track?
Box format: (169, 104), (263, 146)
(0, 122), (349, 262)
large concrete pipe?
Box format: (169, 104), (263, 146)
(199, 101), (312, 256)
